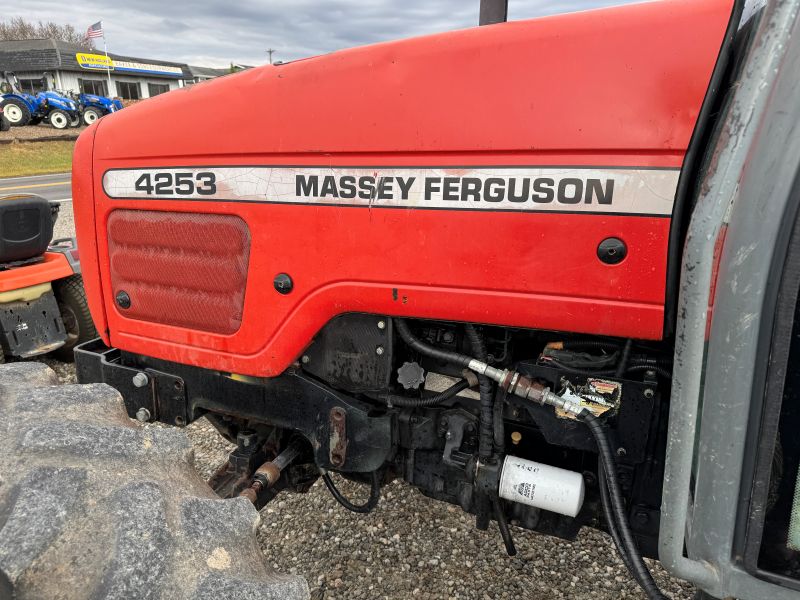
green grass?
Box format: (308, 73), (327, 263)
(0, 141), (74, 178)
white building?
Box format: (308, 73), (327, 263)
(0, 38), (196, 100)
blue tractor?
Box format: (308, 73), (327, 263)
(77, 93), (123, 125)
(0, 71), (80, 129)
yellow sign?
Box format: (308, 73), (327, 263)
(76, 53), (114, 71)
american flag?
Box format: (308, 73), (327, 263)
(85, 21), (104, 39)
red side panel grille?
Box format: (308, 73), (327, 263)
(107, 210), (250, 334)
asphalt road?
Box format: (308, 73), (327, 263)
(0, 172), (71, 202)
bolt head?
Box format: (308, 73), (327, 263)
(377, 320), (386, 330)
(135, 407), (151, 422)
(445, 431), (452, 440)
(115, 290), (131, 309)
(616, 447), (627, 457)
(301, 355), (310, 364)
(644, 388), (655, 399)
(273, 273), (293, 294)
(132, 372), (149, 388)
(597, 237), (627, 265)
(375, 346), (385, 356)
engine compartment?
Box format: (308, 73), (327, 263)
(300, 315), (670, 557)
(76, 313), (671, 558)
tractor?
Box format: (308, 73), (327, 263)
(4, 1), (800, 599)
(76, 92), (123, 125)
(0, 71), (80, 129)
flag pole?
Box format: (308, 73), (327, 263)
(102, 28), (112, 97)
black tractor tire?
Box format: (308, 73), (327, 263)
(51, 274), (98, 362)
(68, 112), (81, 127)
(28, 116), (42, 126)
(0, 114), (9, 132)
(2, 98), (30, 126)
(0, 362), (309, 600)
(49, 109), (70, 130)
(83, 106), (104, 125)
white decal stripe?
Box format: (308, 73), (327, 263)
(102, 166), (679, 215)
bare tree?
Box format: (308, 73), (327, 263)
(0, 17), (94, 48)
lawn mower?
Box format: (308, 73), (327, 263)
(0, 194), (95, 361)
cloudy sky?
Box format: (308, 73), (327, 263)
(10, 0), (640, 67)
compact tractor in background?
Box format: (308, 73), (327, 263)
(3, 0), (800, 599)
(66, 91), (124, 125)
(0, 71), (81, 129)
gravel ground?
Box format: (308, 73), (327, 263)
(53, 200), (75, 239)
(34, 202), (697, 599)
(0, 123), (85, 142)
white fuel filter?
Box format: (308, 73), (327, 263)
(498, 455), (585, 517)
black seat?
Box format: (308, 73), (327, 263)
(0, 195), (59, 265)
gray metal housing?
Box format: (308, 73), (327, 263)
(660, 0), (800, 598)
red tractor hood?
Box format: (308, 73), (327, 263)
(74, 0), (733, 376)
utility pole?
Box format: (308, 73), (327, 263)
(266, 48), (276, 64)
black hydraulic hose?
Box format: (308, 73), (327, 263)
(614, 339), (633, 378)
(464, 324), (494, 460)
(395, 319), (495, 458)
(548, 355), (671, 381)
(598, 460), (659, 595)
(395, 319), (473, 368)
(598, 460), (635, 576)
(379, 379), (470, 407)
(491, 497), (517, 556)
(577, 410), (666, 600)
(321, 470), (381, 514)
(624, 364), (672, 380)
(627, 356), (673, 371)
(493, 391), (506, 453)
